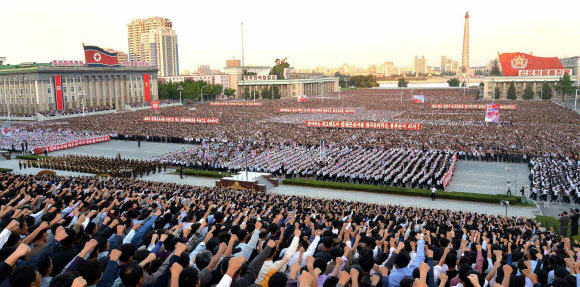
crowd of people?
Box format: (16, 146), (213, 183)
(0, 171), (578, 287)
(19, 155), (165, 178)
(39, 106), (114, 117)
(130, 100), (181, 108)
(0, 130), (106, 153)
(153, 145), (456, 189)
(529, 156), (580, 204)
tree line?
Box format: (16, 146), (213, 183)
(158, 80), (236, 100)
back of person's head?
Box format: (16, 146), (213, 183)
(49, 272), (76, 287)
(214, 212), (225, 223)
(179, 267), (199, 287)
(554, 267), (570, 279)
(322, 236), (333, 248)
(394, 251), (410, 268)
(10, 265), (38, 287)
(133, 250), (151, 264)
(535, 269), (548, 286)
(463, 271), (483, 287)
(457, 264), (473, 283)
(119, 243), (136, 262)
(195, 250), (212, 270)
(79, 259), (103, 285)
(120, 261), (144, 287)
(37, 257), (52, 277)
(330, 247), (342, 259)
(446, 252), (457, 268)
(313, 258), (327, 273)
(552, 277), (573, 287)
(60, 228), (77, 247)
(400, 277), (415, 287)
(358, 253), (374, 273)
(268, 272), (288, 287)
(323, 276), (339, 287)
(237, 229), (248, 242)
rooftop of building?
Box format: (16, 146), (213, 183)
(0, 63), (157, 74)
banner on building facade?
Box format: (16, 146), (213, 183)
(143, 116), (220, 124)
(485, 104), (500, 123)
(150, 101), (160, 113)
(209, 102), (263, 106)
(305, 121), (421, 130)
(143, 74), (151, 102)
(54, 76), (64, 110)
(430, 104), (517, 110)
(83, 45), (120, 67)
(33, 135), (111, 154)
(498, 52), (566, 76)
(412, 95), (425, 103)
(279, 108), (356, 114)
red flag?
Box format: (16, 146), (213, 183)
(83, 45), (120, 67)
(151, 101), (160, 113)
(144, 74), (151, 102)
(54, 76), (64, 110)
(498, 52), (564, 76)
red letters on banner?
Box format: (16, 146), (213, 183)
(33, 135), (111, 154)
(143, 116), (220, 124)
(305, 121), (421, 130)
(279, 108), (356, 114)
(209, 102), (263, 106)
(430, 104), (517, 110)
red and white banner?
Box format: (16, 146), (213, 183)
(498, 52), (565, 77)
(243, 75), (277, 80)
(305, 121), (421, 130)
(33, 135), (111, 154)
(54, 76), (64, 110)
(52, 60), (84, 67)
(143, 74), (151, 102)
(279, 108), (356, 114)
(430, 104), (517, 110)
(518, 69), (573, 76)
(209, 102), (263, 106)
(143, 116), (220, 124)
(298, 95), (308, 103)
(485, 104), (500, 123)
(441, 153), (458, 188)
(151, 101), (160, 113)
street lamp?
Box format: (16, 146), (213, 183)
(177, 85), (183, 104)
(200, 85), (206, 103)
(78, 90), (86, 116)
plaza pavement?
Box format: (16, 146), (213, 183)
(0, 140), (539, 217)
(446, 160), (531, 195)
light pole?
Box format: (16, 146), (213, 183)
(200, 85), (206, 104)
(177, 85), (183, 104)
(574, 82), (579, 113)
(78, 90), (86, 116)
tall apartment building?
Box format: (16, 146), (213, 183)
(413, 56), (427, 74)
(128, 17), (178, 76)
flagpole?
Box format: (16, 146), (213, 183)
(241, 22), (248, 181)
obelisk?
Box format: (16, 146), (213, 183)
(461, 11), (470, 76)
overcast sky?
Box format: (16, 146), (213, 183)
(2, 0), (579, 71)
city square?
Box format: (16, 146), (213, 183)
(0, 1), (579, 287)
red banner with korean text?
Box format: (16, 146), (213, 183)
(498, 52), (565, 76)
(305, 121), (421, 130)
(441, 153), (458, 188)
(33, 135), (111, 154)
(143, 116), (220, 124)
(54, 76), (64, 110)
(209, 102), (263, 106)
(143, 74), (151, 102)
(279, 108), (356, 114)
(430, 104), (517, 110)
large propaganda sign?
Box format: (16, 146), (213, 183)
(143, 116), (220, 124)
(209, 102), (263, 106)
(33, 135), (111, 154)
(485, 104), (500, 123)
(279, 108), (356, 114)
(430, 104), (517, 110)
(305, 121), (421, 130)
(498, 52), (567, 76)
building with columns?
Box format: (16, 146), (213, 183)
(0, 63), (158, 115)
(223, 65), (339, 99)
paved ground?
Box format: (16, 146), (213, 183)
(447, 160), (531, 195)
(554, 98), (580, 114)
(269, 185), (536, 217)
(49, 140), (192, 160)
(0, 140), (539, 217)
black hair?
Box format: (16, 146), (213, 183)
(79, 259), (103, 285)
(179, 267), (199, 287)
(10, 265), (38, 287)
(120, 261), (144, 287)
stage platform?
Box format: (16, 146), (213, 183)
(216, 171), (279, 191)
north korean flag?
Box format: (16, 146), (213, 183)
(84, 45), (120, 67)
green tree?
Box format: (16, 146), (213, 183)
(242, 88), (251, 100)
(541, 83), (553, 100)
(272, 86), (281, 99)
(555, 73), (575, 101)
(261, 87), (271, 99)
(224, 88), (236, 98)
(479, 82), (484, 88)
(397, 78), (408, 87)
(522, 85), (534, 100)
(494, 87), (501, 99)
(507, 82), (517, 100)
(447, 78), (460, 87)
(490, 60), (502, 76)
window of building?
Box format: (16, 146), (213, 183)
(48, 88), (52, 94)
(63, 86), (67, 93)
(72, 95), (75, 102)
(25, 88), (28, 95)
(71, 86), (75, 93)
(48, 97), (53, 103)
(20, 88), (23, 95)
